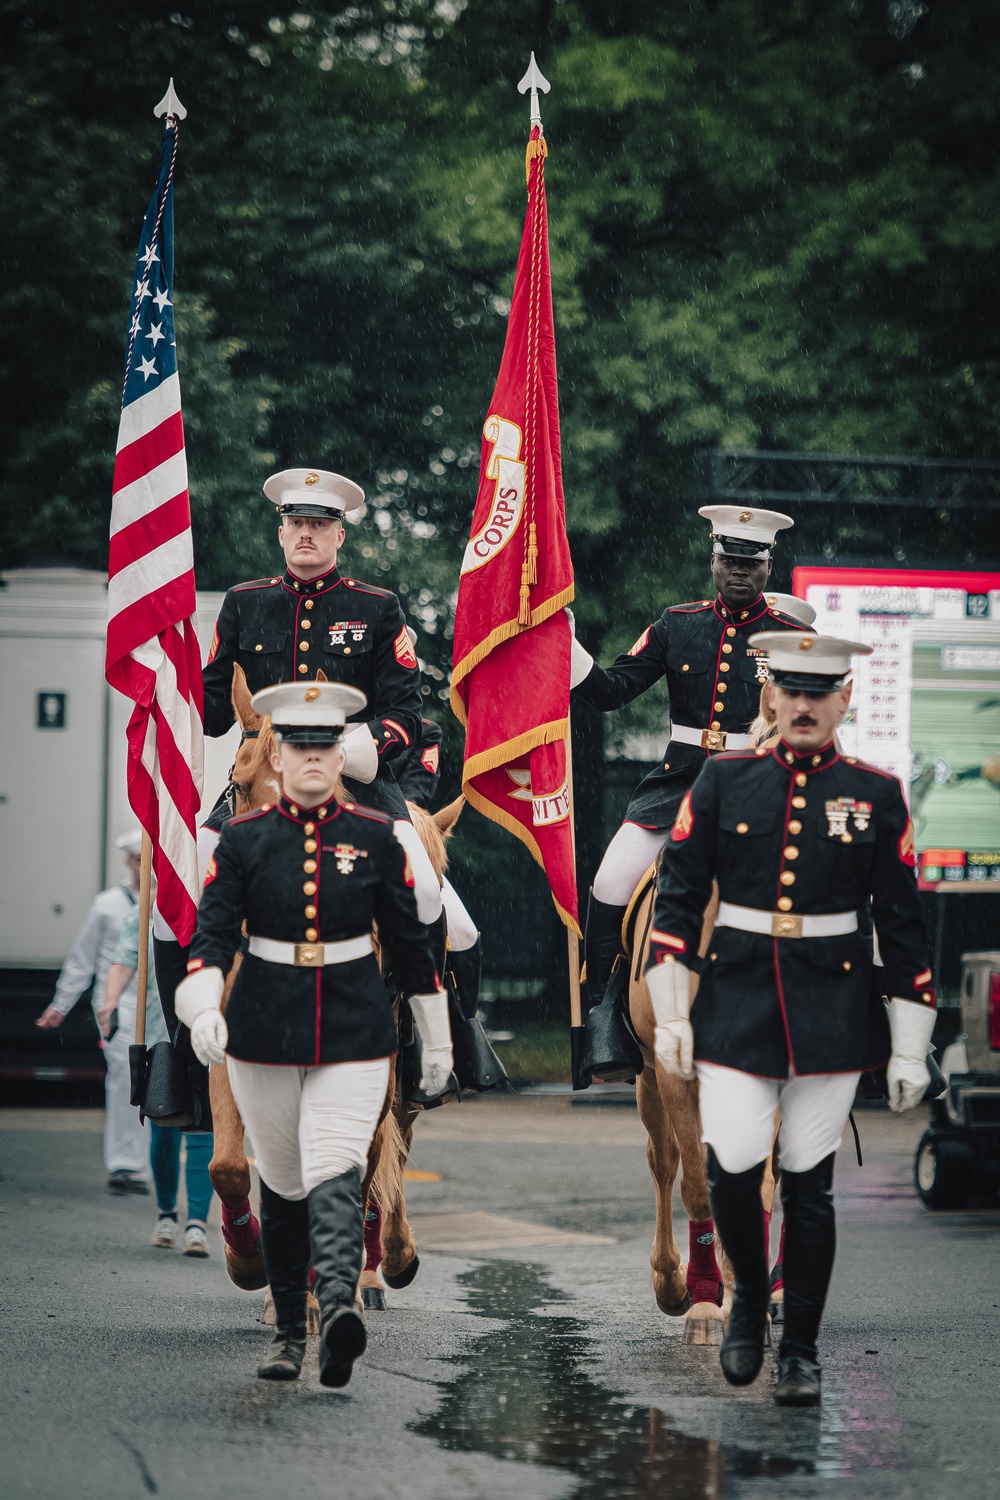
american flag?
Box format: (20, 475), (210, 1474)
(105, 117), (203, 946)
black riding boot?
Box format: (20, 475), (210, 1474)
(706, 1148), (771, 1387)
(447, 940), (509, 1092)
(579, 891), (641, 1085)
(256, 1182), (310, 1381)
(774, 1153), (836, 1407)
(308, 1168), (368, 1389)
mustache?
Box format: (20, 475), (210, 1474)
(793, 714), (817, 727)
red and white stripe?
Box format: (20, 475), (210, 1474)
(106, 374), (203, 945)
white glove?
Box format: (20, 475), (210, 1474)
(189, 1011), (229, 1068)
(570, 636), (595, 689)
(886, 997), (936, 1113)
(342, 724), (378, 784)
(408, 990), (454, 1096)
(175, 967), (228, 1067)
(565, 606), (576, 635)
(646, 959), (695, 1079)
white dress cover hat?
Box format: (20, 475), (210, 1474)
(264, 468), (365, 519)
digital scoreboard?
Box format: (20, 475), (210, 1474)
(791, 568), (1000, 893)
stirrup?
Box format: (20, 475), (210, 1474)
(579, 961), (643, 1084)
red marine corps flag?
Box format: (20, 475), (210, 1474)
(450, 59), (578, 932)
(105, 85), (203, 949)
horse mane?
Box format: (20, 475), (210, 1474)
(406, 801), (448, 881)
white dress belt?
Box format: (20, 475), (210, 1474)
(247, 934), (374, 968)
(670, 724), (753, 751)
(716, 902), (858, 940)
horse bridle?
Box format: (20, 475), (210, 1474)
(225, 729), (261, 815)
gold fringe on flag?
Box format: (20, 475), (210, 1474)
(525, 134), (548, 184)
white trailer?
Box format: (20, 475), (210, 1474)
(0, 568), (240, 969)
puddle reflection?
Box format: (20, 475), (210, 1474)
(417, 1262), (818, 1498)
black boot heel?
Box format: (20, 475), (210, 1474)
(257, 1324), (307, 1381)
(775, 1352), (822, 1406)
(319, 1305), (367, 1388)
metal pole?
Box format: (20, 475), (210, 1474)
(134, 831), (153, 1046)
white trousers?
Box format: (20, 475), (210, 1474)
(592, 822), (667, 906)
(441, 875), (478, 953)
(697, 1062), (861, 1175)
(103, 1027), (151, 1176)
(227, 1056), (391, 1200)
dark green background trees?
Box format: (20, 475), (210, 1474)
(2, 1), (997, 991)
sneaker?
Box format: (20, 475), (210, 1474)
(182, 1222), (209, 1257)
(150, 1216), (178, 1249)
(108, 1170), (150, 1196)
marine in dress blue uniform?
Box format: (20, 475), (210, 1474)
(155, 469), (425, 1112)
(202, 469), (421, 822)
(645, 634), (937, 1405)
(175, 682), (452, 1388)
(570, 506), (812, 1083)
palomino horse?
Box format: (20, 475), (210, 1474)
(626, 693), (783, 1343)
(206, 665), (463, 1320)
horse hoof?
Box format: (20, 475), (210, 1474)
(306, 1292), (321, 1336)
(684, 1302), (726, 1346)
(362, 1286), (387, 1311)
(225, 1242), (268, 1292)
(657, 1289), (693, 1317)
(382, 1255), (420, 1290)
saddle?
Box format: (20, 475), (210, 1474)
(621, 861), (660, 981)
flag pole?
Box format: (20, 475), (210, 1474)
(516, 56), (587, 1085)
(134, 831), (153, 1046)
(565, 707), (588, 1087)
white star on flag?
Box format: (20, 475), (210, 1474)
(135, 278), (152, 302)
(140, 242), (160, 267)
(146, 322), (165, 346)
(153, 287), (172, 313)
(138, 355), (158, 380)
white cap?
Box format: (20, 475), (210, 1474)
(749, 631), (872, 693)
(251, 681), (368, 743)
(698, 505), (794, 558)
(763, 592), (816, 627)
(115, 829), (143, 857)
(264, 468), (365, 519)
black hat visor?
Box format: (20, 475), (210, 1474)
(273, 724), (344, 746)
(279, 502), (345, 520)
(712, 533), (771, 559)
(768, 667), (845, 696)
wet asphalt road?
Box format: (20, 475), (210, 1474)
(2, 1094), (998, 1500)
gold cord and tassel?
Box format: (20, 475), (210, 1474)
(527, 520), (538, 585)
(525, 134), (548, 184)
(521, 564), (536, 630)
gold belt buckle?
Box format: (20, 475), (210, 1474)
(293, 943), (324, 967)
(701, 728), (726, 751)
(771, 913), (803, 939)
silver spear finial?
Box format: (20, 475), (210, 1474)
(154, 78), (188, 121)
(517, 53), (550, 129)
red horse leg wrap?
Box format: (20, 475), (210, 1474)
(364, 1205), (383, 1272)
(221, 1197), (261, 1259)
(686, 1218), (723, 1305)
(770, 1218), (785, 1293)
